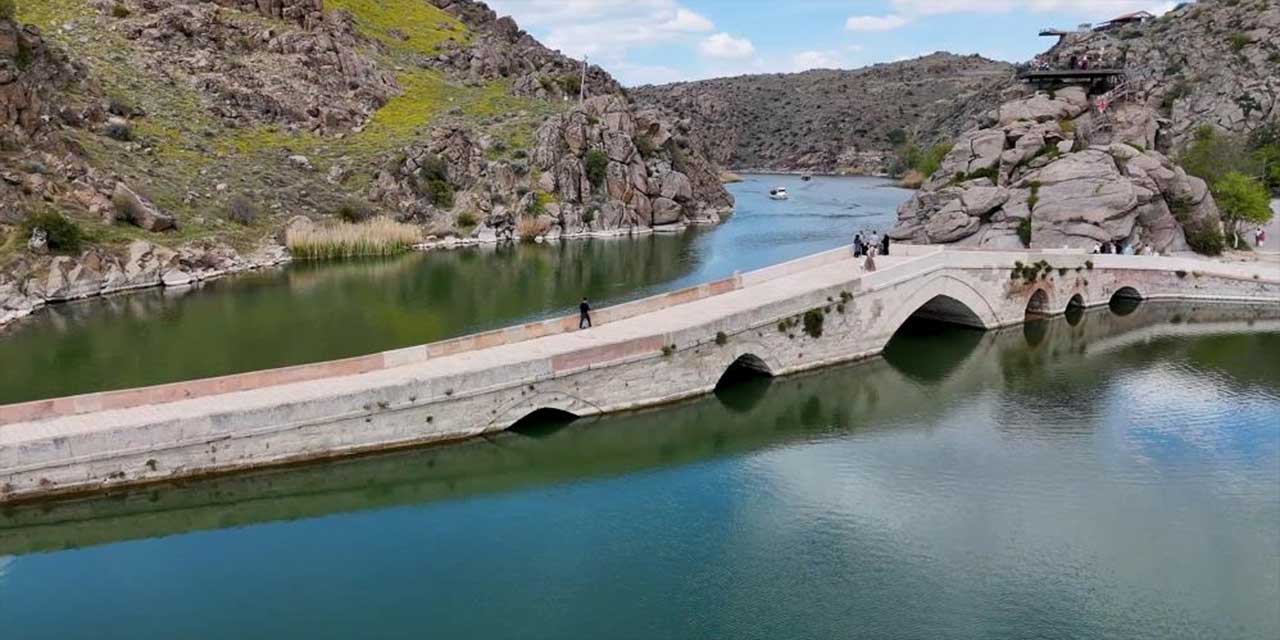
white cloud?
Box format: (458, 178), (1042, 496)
(845, 14), (911, 32)
(888, 0), (1180, 18)
(791, 50), (844, 71)
(699, 32), (756, 59)
(487, 0), (714, 62)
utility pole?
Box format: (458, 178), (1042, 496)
(580, 56), (588, 103)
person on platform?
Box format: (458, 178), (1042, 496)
(853, 233), (864, 257)
(579, 298), (592, 329)
(881, 234), (890, 256)
(1257, 227), (1267, 249)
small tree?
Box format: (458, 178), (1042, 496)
(1212, 171), (1272, 248)
(584, 150), (608, 188)
(0, 0), (16, 20)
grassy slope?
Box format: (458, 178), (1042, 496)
(9, 0), (565, 257)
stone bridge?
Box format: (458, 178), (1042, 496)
(2, 246), (1277, 502)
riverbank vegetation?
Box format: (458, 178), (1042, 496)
(285, 218), (422, 259)
(1180, 123), (1277, 248)
(891, 141), (953, 188)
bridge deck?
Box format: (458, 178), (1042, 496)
(0, 252), (916, 440)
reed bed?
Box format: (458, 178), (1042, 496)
(515, 214), (552, 241)
(286, 217), (423, 259)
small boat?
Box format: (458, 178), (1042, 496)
(801, 173), (812, 182)
(768, 187), (789, 200)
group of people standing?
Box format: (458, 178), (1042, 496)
(1092, 240), (1156, 256)
(853, 231), (890, 271)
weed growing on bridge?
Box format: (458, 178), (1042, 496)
(662, 344), (677, 357)
(1086, 260), (1094, 270)
(1176, 270), (1188, 278)
(803, 309), (825, 339)
(715, 331), (729, 346)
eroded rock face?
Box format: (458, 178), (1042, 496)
(891, 95), (1221, 253)
(112, 183), (178, 232)
(125, 0), (397, 133)
(1038, 0), (1280, 149)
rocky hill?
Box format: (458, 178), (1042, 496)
(1039, 0), (1278, 150)
(0, 0), (731, 325)
(889, 0), (1278, 253)
(632, 53), (1014, 175)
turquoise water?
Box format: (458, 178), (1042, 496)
(0, 174), (906, 404)
(1, 303), (1277, 639)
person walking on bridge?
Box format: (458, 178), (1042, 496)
(579, 297), (592, 329)
(881, 233), (890, 256)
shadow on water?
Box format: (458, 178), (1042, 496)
(881, 316), (986, 384)
(1109, 293), (1142, 316)
(507, 408), (581, 439)
(2, 301), (1277, 557)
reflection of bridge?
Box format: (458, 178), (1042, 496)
(2, 246), (1277, 502)
(3, 302), (1277, 555)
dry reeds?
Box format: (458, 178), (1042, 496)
(286, 217), (422, 259)
(515, 215), (551, 241)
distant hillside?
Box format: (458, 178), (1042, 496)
(632, 53), (1014, 175)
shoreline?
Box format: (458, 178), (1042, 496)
(0, 214), (727, 333)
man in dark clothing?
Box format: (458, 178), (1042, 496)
(579, 298), (592, 329)
(853, 233), (864, 257)
(881, 234), (890, 256)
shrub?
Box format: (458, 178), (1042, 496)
(887, 128), (908, 146)
(426, 179), (454, 209)
(419, 154), (449, 182)
(1229, 33), (1250, 52)
(0, 0), (14, 20)
(634, 134), (656, 158)
(111, 3), (130, 18)
(558, 74), (582, 97)
(1058, 118), (1076, 135)
(104, 122), (133, 142)
(802, 309), (824, 339)
(582, 207), (596, 224)
(22, 211), (84, 253)
(1185, 224), (1225, 256)
(584, 150), (608, 188)
(285, 218), (421, 260)
(455, 211), (477, 228)
(1018, 215), (1033, 246)
(225, 195), (257, 226)
(335, 199), (372, 223)
(714, 331), (728, 346)
(661, 344), (676, 357)
(1182, 125), (1265, 186)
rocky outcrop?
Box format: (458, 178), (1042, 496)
(891, 89), (1221, 252)
(1037, 0), (1279, 150)
(1, 240), (289, 327)
(426, 0), (620, 101)
(632, 53), (1014, 174)
(369, 95), (732, 240)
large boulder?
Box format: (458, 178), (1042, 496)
(112, 183), (178, 232)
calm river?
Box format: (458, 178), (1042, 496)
(1, 176), (1277, 639)
(0, 174), (901, 404)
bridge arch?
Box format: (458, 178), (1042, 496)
(508, 407), (580, 437)
(1109, 286), (1142, 316)
(715, 353), (775, 391)
(881, 274), (1002, 339)
(1025, 288), (1053, 318)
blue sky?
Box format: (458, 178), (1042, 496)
(484, 0), (1182, 85)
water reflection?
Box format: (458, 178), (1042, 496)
(1, 302), (1276, 640)
(0, 176), (910, 405)
(3, 301), (1275, 557)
